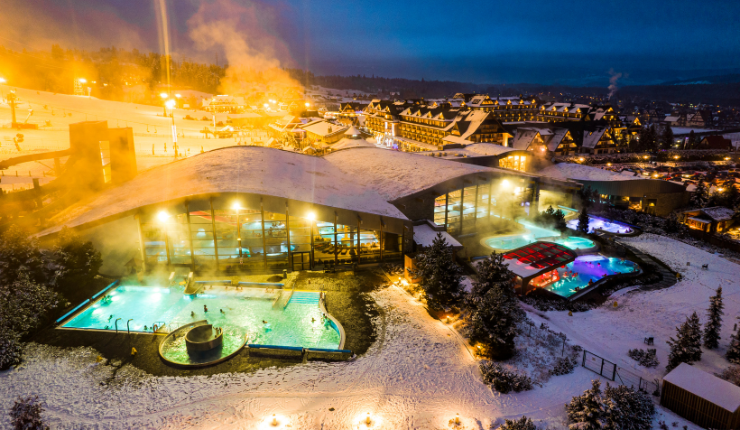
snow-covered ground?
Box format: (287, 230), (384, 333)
(0, 87), (272, 192)
(1, 234), (729, 429)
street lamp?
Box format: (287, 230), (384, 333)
(160, 92), (169, 116)
(165, 99), (178, 157)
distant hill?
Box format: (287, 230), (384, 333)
(662, 74), (740, 86)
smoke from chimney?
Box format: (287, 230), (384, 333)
(608, 69), (622, 98)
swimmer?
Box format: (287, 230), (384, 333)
(312, 317), (316, 323)
(191, 311), (196, 317)
(108, 315), (113, 321)
(262, 320), (268, 324)
(204, 305), (208, 312)
(220, 309), (225, 314)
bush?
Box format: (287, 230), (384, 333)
(498, 416), (537, 430)
(717, 365), (740, 387)
(550, 355), (578, 376)
(566, 379), (655, 430)
(0, 331), (22, 370)
(480, 361), (533, 394)
(628, 348), (660, 368)
(9, 396), (49, 430)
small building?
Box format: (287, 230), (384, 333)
(661, 363), (740, 429)
(680, 207), (735, 233)
(301, 120), (349, 146)
(700, 135), (732, 150)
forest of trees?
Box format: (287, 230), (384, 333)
(0, 44), (225, 104)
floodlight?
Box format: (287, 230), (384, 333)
(157, 211), (170, 222)
(160, 92), (169, 99)
(165, 99), (176, 109)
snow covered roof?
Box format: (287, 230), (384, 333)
(700, 207), (735, 221)
(40, 147), (409, 235)
(461, 143), (520, 156)
(301, 120), (348, 138)
(413, 223), (462, 249)
(502, 242), (576, 279)
(324, 147), (533, 201)
(331, 137), (376, 150)
(581, 127), (609, 149)
(664, 363), (740, 412)
(538, 163), (642, 182)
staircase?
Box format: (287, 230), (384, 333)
(288, 291), (320, 306)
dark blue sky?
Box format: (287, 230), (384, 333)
(4, 0), (740, 85)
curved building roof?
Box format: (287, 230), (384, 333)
(40, 146), (409, 235)
(324, 147), (531, 201)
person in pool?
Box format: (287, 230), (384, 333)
(203, 305), (208, 312)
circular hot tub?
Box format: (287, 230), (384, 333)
(185, 324), (223, 354)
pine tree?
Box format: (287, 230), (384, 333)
(666, 312), (703, 371)
(664, 211), (681, 234)
(704, 287), (724, 349)
(687, 130), (697, 149)
(727, 317), (740, 364)
(410, 233), (464, 310)
(602, 384), (655, 430)
(689, 179), (709, 208)
(723, 180), (740, 208)
(499, 416), (537, 430)
(578, 207), (590, 234)
(566, 379), (604, 430)
(467, 252), (524, 360)
(661, 123), (675, 150)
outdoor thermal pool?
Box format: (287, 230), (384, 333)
(544, 255), (641, 298)
(61, 285), (341, 350)
(481, 219), (597, 252)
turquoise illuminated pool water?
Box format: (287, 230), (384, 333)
(62, 286), (341, 349)
(482, 219), (596, 251)
(544, 255), (640, 298)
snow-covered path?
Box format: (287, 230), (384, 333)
(1, 286), (594, 429)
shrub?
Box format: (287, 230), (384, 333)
(628, 348), (660, 368)
(717, 365), (740, 387)
(498, 416), (537, 430)
(480, 361), (533, 394)
(9, 396), (49, 430)
(550, 355), (578, 376)
(566, 379), (655, 430)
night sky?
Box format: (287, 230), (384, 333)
(3, 0), (740, 86)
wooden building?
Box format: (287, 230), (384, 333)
(661, 363), (740, 429)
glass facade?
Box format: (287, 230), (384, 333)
(433, 180), (530, 236)
(140, 200), (404, 272)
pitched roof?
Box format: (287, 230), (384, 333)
(301, 120), (348, 138)
(700, 206), (735, 221)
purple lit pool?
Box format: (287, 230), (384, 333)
(566, 216), (634, 235)
(544, 255), (640, 298)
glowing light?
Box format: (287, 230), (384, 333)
(674, 156), (680, 160)
(718, 188), (725, 192)
(258, 414), (289, 429)
(306, 212), (316, 221)
(0, 78), (6, 84)
(175, 93), (181, 98)
(78, 78), (87, 83)
(578, 157), (585, 162)
(165, 99), (176, 109)
(606, 162), (612, 166)
(157, 211), (171, 222)
(725, 157), (731, 161)
(232, 202), (242, 211)
(305, 102), (310, 107)
(160, 92), (169, 99)
(263, 103), (269, 108)
(501, 179), (510, 187)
